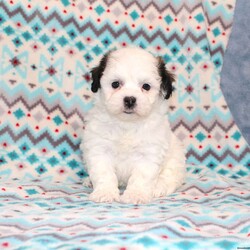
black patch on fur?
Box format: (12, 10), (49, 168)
(158, 57), (175, 99)
(91, 53), (109, 93)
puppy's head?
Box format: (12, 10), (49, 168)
(91, 47), (174, 120)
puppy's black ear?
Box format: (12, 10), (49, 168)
(158, 57), (175, 99)
(91, 53), (109, 93)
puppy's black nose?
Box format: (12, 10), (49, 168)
(124, 96), (136, 109)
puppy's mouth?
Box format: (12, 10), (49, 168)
(123, 110), (135, 114)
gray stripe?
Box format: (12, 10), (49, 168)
(0, 126), (80, 151)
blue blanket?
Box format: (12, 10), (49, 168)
(0, 0), (249, 249)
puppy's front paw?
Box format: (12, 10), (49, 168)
(89, 188), (120, 203)
(153, 182), (177, 198)
(121, 189), (152, 204)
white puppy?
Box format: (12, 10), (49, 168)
(81, 47), (186, 204)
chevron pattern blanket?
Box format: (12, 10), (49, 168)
(0, 0), (249, 249)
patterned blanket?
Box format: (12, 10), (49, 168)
(0, 0), (249, 249)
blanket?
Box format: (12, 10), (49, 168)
(0, 0), (249, 249)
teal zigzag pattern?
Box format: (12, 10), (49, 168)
(0, 0), (250, 249)
(0, 168), (250, 249)
(0, 0), (249, 181)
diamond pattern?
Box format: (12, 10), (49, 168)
(196, 132), (206, 142)
(48, 156), (59, 167)
(232, 131), (241, 141)
(130, 10), (140, 20)
(0, 1), (249, 250)
(36, 165), (48, 174)
(33, 112), (44, 122)
(213, 27), (221, 37)
(195, 13), (204, 22)
(164, 15), (173, 24)
(53, 115), (63, 125)
(27, 154), (39, 164)
(0, 0), (247, 187)
(95, 5), (105, 15)
(13, 109), (25, 119)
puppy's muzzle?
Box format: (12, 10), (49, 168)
(123, 96), (136, 109)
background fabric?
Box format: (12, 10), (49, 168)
(0, 0), (249, 182)
(0, 0), (250, 249)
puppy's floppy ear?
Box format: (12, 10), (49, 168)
(158, 57), (175, 99)
(91, 53), (109, 93)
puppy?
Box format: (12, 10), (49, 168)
(81, 47), (186, 204)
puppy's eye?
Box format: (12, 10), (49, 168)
(142, 83), (151, 91)
(111, 81), (120, 89)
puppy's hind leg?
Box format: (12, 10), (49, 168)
(153, 133), (186, 198)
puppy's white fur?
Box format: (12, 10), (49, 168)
(81, 47), (186, 204)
